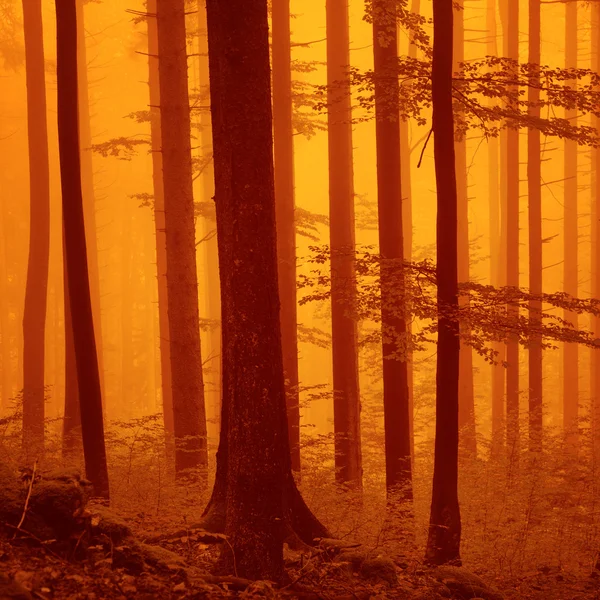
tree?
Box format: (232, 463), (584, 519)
(55, 0), (109, 500)
(204, 0), (329, 580)
(425, 0), (461, 566)
(272, 0), (301, 473)
(156, 0), (208, 478)
(326, 0), (362, 488)
(527, 0), (543, 452)
(371, 0), (412, 496)
(21, 0), (51, 457)
(563, 0), (578, 448)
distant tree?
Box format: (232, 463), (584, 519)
(326, 0), (362, 489)
(425, 0), (461, 566)
(56, 0), (109, 500)
(0, 195), (12, 407)
(156, 0), (208, 478)
(21, 0), (51, 457)
(370, 0), (412, 497)
(201, 0), (329, 578)
(272, 0), (301, 474)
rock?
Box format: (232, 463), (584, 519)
(431, 566), (503, 600)
(90, 506), (132, 544)
(359, 556), (398, 586)
(0, 574), (33, 600)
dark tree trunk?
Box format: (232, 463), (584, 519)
(563, 0), (579, 449)
(200, 0), (330, 577)
(505, 0), (520, 465)
(56, 0), (110, 500)
(453, 0), (477, 460)
(372, 0), (412, 497)
(326, 0), (362, 488)
(273, 0), (301, 475)
(156, 0), (208, 478)
(425, 0), (461, 567)
(146, 0), (174, 440)
(21, 0), (51, 458)
(527, 0), (543, 452)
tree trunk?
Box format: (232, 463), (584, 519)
(120, 203), (133, 419)
(76, 0), (106, 401)
(156, 0), (208, 478)
(487, 0), (505, 454)
(56, 0), (110, 500)
(505, 0), (520, 466)
(453, 0), (477, 460)
(372, 0), (412, 497)
(527, 0), (543, 452)
(146, 0), (174, 440)
(563, 0), (578, 448)
(0, 195), (12, 408)
(21, 0), (51, 458)
(273, 0), (301, 475)
(425, 0), (461, 567)
(326, 0), (362, 488)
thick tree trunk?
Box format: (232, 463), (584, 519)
(372, 0), (412, 497)
(505, 0), (520, 465)
(200, 0), (330, 575)
(453, 0), (476, 460)
(76, 0), (105, 401)
(156, 0), (208, 478)
(563, 0), (578, 448)
(326, 0), (362, 488)
(527, 0), (543, 452)
(56, 0), (110, 500)
(146, 0), (174, 439)
(21, 0), (51, 457)
(425, 0), (461, 567)
(273, 0), (301, 475)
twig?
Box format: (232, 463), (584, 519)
(416, 128), (433, 168)
(16, 460), (37, 532)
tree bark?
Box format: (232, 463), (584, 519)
(372, 0), (412, 498)
(273, 0), (301, 475)
(527, 0), (543, 452)
(425, 0), (461, 567)
(0, 195), (12, 408)
(563, 0), (578, 449)
(156, 0), (208, 478)
(326, 0), (362, 488)
(56, 0), (110, 500)
(21, 0), (51, 458)
(146, 0), (174, 441)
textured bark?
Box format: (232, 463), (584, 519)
(273, 0), (301, 474)
(146, 0), (174, 439)
(488, 0), (505, 454)
(326, 0), (362, 488)
(76, 0), (105, 400)
(156, 0), (208, 477)
(425, 0), (461, 567)
(453, 0), (476, 460)
(201, 0), (330, 578)
(21, 0), (51, 457)
(527, 0), (543, 452)
(56, 0), (110, 500)
(505, 0), (520, 465)
(563, 0), (578, 448)
(372, 0), (412, 497)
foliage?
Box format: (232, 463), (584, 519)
(0, 0), (24, 70)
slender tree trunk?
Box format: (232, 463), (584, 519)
(120, 203), (133, 418)
(272, 0), (301, 474)
(21, 0), (51, 457)
(326, 0), (362, 488)
(146, 0), (174, 440)
(56, 0), (109, 499)
(488, 0), (505, 453)
(0, 195), (12, 407)
(527, 0), (543, 452)
(76, 0), (105, 400)
(453, 0), (477, 460)
(563, 0), (578, 448)
(156, 0), (208, 478)
(505, 0), (520, 465)
(425, 0), (461, 567)
(373, 0), (412, 497)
